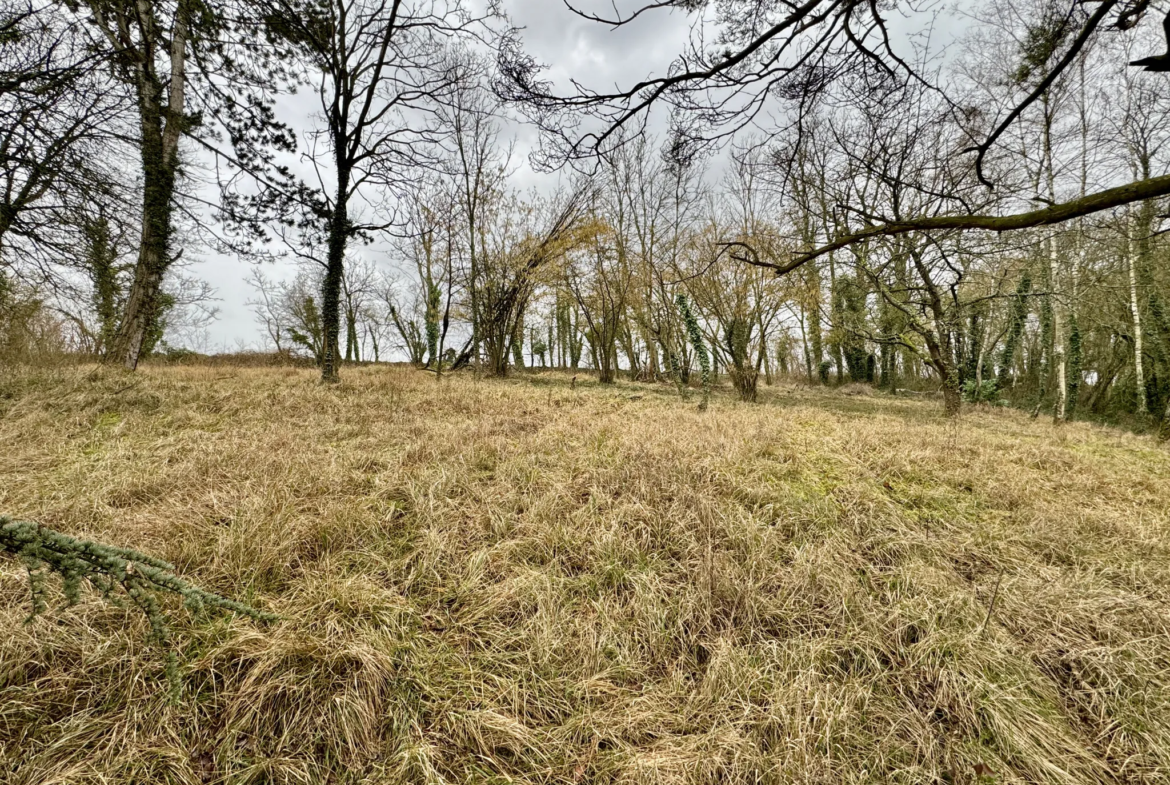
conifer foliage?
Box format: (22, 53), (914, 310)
(1, 516), (276, 692)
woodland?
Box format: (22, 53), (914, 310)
(0, 0), (1168, 428)
(4, 1), (1170, 783)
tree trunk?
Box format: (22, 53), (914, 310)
(108, 150), (175, 369)
(643, 325), (659, 380)
(345, 305), (359, 363)
(320, 175), (349, 383)
(547, 319), (555, 370)
(84, 216), (120, 355)
(926, 333), (961, 418)
(1036, 257), (1054, 406)
(799, 306), (812, 383)
(1127, 211), (1148, 415)
(997, 271), (1031, 390)
(942, 380), (961, 416)
(1086, 337), (1127, 414)
(597, 340), (616, 384)
(1038, 99), (1069, 422)
(807, 264), (823, 384)
(109, 255), (165, 369)
(1048, 235), (1068, 421)
(511, 310), (525, 371)
(619, 324), (639, 379)
(106, 1), (190, 370)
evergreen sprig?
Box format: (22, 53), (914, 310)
(1, 516), (277, 694)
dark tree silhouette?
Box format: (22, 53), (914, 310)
(263, 0), (505, 382)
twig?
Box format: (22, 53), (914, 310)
(981, 569), (1005, 638)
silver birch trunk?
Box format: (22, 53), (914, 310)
(1127, 210), (1148, 414)
(1048, 234), (1068, 422)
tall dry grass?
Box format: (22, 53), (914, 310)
(2, 365), (1169, 784)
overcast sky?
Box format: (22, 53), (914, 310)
(183, 0), (701, 352)
(179, 0), (970, 353)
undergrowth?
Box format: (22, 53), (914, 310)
(1, 365), (1169, 784)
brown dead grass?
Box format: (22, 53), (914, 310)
(2, 365), (1170, 784)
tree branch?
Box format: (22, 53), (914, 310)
(759, 173), (1170, 275)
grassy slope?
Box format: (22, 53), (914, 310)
(1, 365), (1169, 785)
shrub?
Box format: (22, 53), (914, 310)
(962, 378), (1001, 405)
(818, 360), (832, 385)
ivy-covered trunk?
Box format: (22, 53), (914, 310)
(997, 270), (1032, 390)
(425, 279), (441, 368)
(84, 215), (121, 355)
(836, 274), (868, 383)
(878, 288), (897, 393)
(921, 327), (961, 417)
(320, 171), (349, 383)
(724, 316), (758, 402)
(807, 262), (824, 384)
(1065, 313), (1082, 418)
(1047, 235), (1069, 421)
(106, 0), (191, 370)
(511, 310), (526, 371)
(677, 294), (710, 409)
(828, 252), (844, 384)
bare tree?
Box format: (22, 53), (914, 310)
(0, 3), (131, 285)
(247, 267), (327, 362)
(502, 1), (1170, 263)
(267, 0), (502, 382)
(392, 181), (458, 370)
(246, 268), (289, 352)
(564, 211), (629, 384)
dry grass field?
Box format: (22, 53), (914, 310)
(2, 365), (1170, 784)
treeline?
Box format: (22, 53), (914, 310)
(249, 54), (1170, 434)
(3, 0), (1170, 431)
(246, 131), (795, 407)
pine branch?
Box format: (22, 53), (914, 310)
(1, 516), (277, 694)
